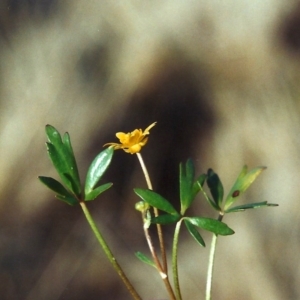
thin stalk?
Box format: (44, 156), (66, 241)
(79, 201), (142, 300)
(136, 153), (176, 299)
(172, 219), (183, 300)
(205, 234), (218, 300)
(136, 152), (153, 190)
(136, 153), (168, 273)
(142, 214), (176, 300)
(206, 213), (223, 300)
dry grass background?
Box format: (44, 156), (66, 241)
(0, 0), (300, 299)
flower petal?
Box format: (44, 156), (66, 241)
(143, 122), (157, 135)
(103, 142), (123, 150)
(103, 122), (156, 154)
(127, 144), (142, 154)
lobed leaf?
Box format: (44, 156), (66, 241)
(45, 125), (81, 196)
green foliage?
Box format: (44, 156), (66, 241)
(134, 160), (236, 244)
(224, 165), (266, 210)
(45, 125), (81, 196)
(134, 188), (179, 216)
(85, 183), (113, 201)
(39, 125), (113, 205)
(225, 201), (278, 213)
(38, 176), (78, 206)
(151, 214), (181, 225)
(179, 159), (195, 214)
(135, 252), (156, 268)
(203, 166), (277, 215)
(39, 123), (279, 300)
(134, 160), (277, 252)
(179, 159), (207, 215)
(84, 148), (114, 197)
(206, 168), (223, 210)
(184, 219), (205, 247)
(184, 217), (234, 236)
(191, 174), (207, 202)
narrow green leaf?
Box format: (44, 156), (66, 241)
(63, 173), (81, 196)
(196, 180), (220, 211)
(184, 219), (205, 247)
(39, 176), (69, 195)
(192, 174), (207, 199)
(45, 124), (63, 145)
(45, 125), (81, 196)
(235, 165), (248, 182)
(46, 142), (71, 186)
(134, 188), (178, 215)
(240, 166), (266, 192)
(84, 148), (114, 196)
(85, 183), (113, 201)
(38, 176), (78, 206)
(185, 217), (234, 236)
(46, 143), (81, 196)
(135, 252), (156, 268)
(180, 159), (195, 214)
(62, 132), (81, 192)
(207, 195), (221, 211)
(151, 214), (181, 225)
(224, 165), (266, 210)
(206, 169), (223, 208)
(225, 201), (279, 213)
(55, 194), (78, 206)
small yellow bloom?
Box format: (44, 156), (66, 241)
(104, 122), (156, 154)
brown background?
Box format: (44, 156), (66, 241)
(0, 1), (300, 299)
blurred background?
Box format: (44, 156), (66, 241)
(0, 0), (300, 299)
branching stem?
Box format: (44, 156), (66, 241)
(136, 153), (168, 272)
(142, 214), (176, 300)
(136, 152), (175, 299)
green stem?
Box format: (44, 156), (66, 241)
(79, 201), (142, 300)
(206, 214), (223, 300)
(206, 233), (218, 300)
(172, 219), (183, 300)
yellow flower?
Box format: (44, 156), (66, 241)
(104, 122), (157, 154)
